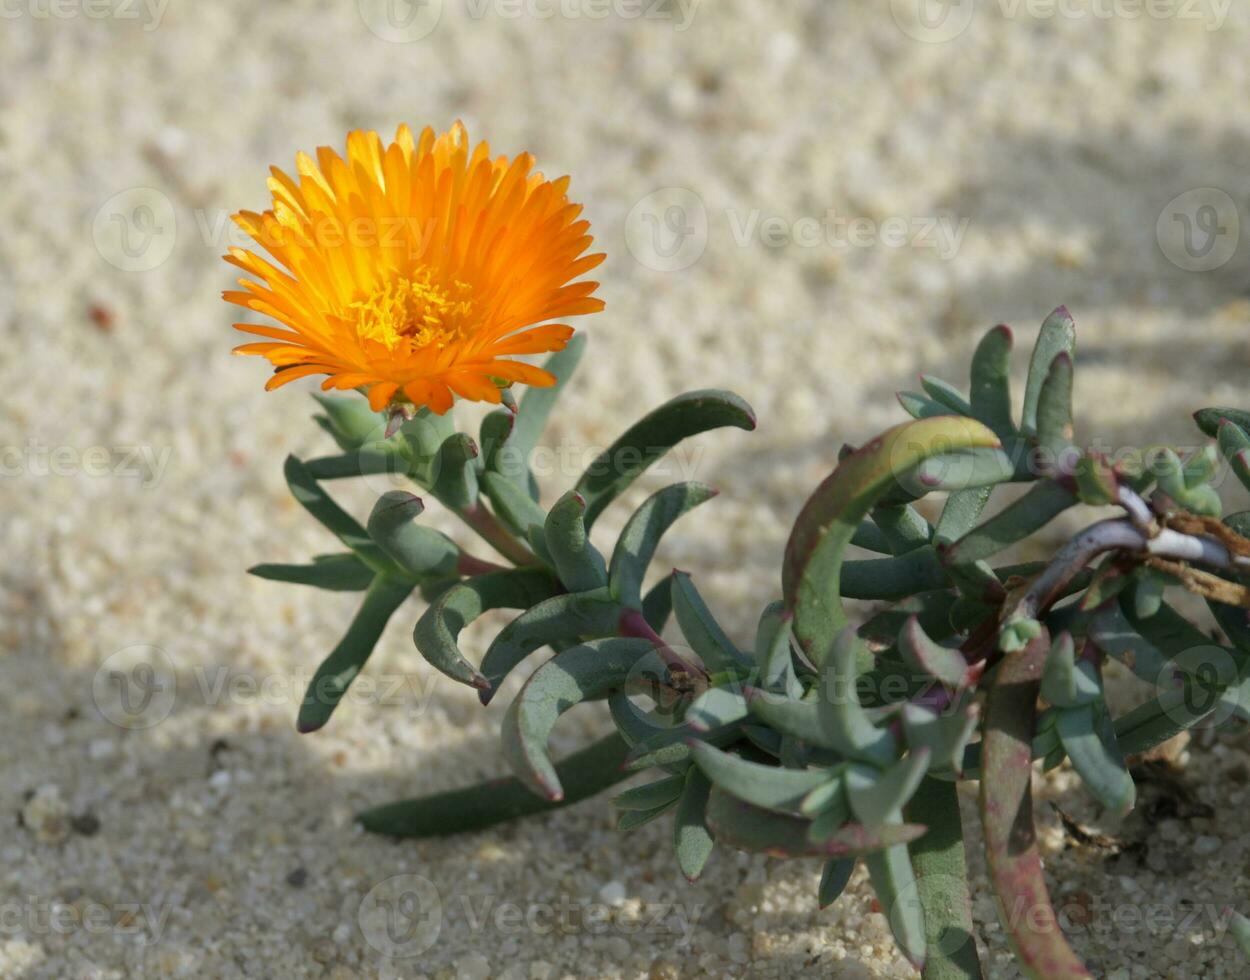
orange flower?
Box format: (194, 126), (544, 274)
(223, 123), (604, 414)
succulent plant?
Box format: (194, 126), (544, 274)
(254, 310), (1250, 979)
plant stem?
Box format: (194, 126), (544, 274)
(906, 777), (983, 980)
(980, 630), (1091, 978)
(457, 501), (538, 566)
(618, 607), (710, 685)
(358, 732), (631, 837)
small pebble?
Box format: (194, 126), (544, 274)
(21, 786), (70, 844)
(286, 867), (308, 888)
(455, 953), (490, 980)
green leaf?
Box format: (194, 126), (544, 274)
(897, 390), (952, 420)
(850, 520), (894, 553)
(248, 553), (375, 592)
(502, 638), (655, 799)
(413, 568), (559, 691)
(818, 858), (857, 908)
(745, 688), (830, 747)
(864, 844), (927, 970)
(1039, 632), (1102, 708)
(934, 486), (994, 548)
(544, 491), (608, 592)
(617, 801), (678, 831)
(840, 547), (949, 600)
(872, 505), (933, 555)
(478, 591), (623, 702)
(1021, 305), (1076, 434)
(901, 702), (978, 775)
(480, 471), (549, 561)
(312, 393), (385, 451)
(283, 455), (383, 562)
(905, 447), (1016, 493)
(613, 774), (686, 811)
(941, 479), (1076, 565)
(674, 767), (715, 881)
(969, 323), (1015, 438)
(510, 333), (587, 467)
(1056, 703), (1135, 815)
(920, 374), (972, 415)
(685, 688), (749, 732)
(296, 575), (414, 733)
(845, 751), (932, 826)
(1036, 351), (1075, 459)
(898, 616), (971, 689)
(1195, 405), (1250, 439)
(671, 571), (751, 672)
(574, 389), (755, 529)
(689, 741), (832, 812)
(429, 434), (480, 510)
(754, 604), (802, 698)
(608, 483), (717, 609)
(358, 733), (630, 837)
(800, 776), (849, 820)
(817, 630), (898, 764)
(1230, 911), (1250, 959)
(705, 787), (926, 858)
(366, 492), (460, 578)
(783, 416), (1001, 665)
(642, 577), (675, 633)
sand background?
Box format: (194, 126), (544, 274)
(3, 1), (1250, 977)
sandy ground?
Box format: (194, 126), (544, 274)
(4, 1), (1250, 977)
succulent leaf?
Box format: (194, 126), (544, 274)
(607, 483), (717, 609)
(1056, 702), (1135, 815)
(674, 767), (716, 880)
(478, 591), (623, 701)
(502, 637), (656, 799)
(248, 553), (376, 592)
(544, 491), (608, 592)
(296, 574), (414, 733)
(366, 492), (460, 578)
(783, 415), (1000, 665)
(1021, 306), (1076, 435)
(413, 568), (560, 690)
(671, 571), (752, 673)
(941, 479), (1076, 565)
(689, 740), (833, 812)
(574, 389), (755, 529)
(969, 323), (1015, 438)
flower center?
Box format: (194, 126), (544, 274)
(350, 270), (474, 352)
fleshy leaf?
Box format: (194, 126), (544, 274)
(608, 483), (717, 609)
(674, 767), (715, 881)
(689, 740), (832, 812)
(941, 479), (1076, 565)
(1021, 306), (1076, 435)
(574, 389), (755, 529)
(366, 492), (460, 578)
(898, 616), (971, 689)
(845, 750), (932, 826)
(248, 553), (375, 592)
(671, 571), (751, 672)
(969, 323), (1015, 438)
(1056, 702), (1135, 815)
(783, 415), (1000, 665)
(544, 491), (608, 592)
(478, 591), (623, 703)
(705, 787), (926, 858)
(297, 574), (414, 733)
(502, 637), (656, 800)
(413, 568), (559, 690)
